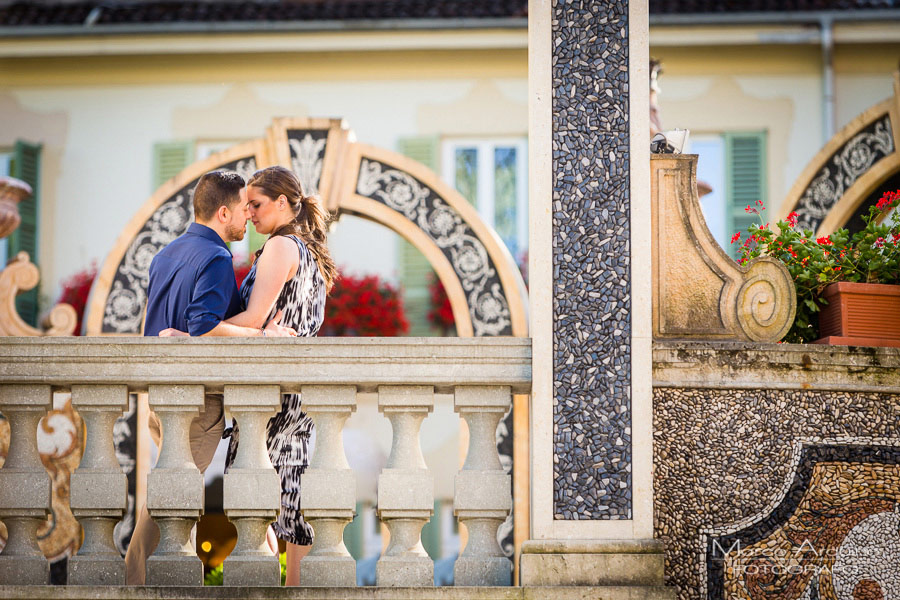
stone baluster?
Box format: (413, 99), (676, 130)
(146, 385), (205, 585)
(0, 384), (52, 584)
(375, 385), (434, 587)
(299, 385), (357, 586)
(453, 386), (512, 585)
(222, 385), (281, 586)
(68, 385), (128, 584)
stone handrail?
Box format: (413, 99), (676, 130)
(0, 337), (531, 587)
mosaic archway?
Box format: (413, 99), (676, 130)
(85, 118), (528, 339)
(778, 72), (900, 235)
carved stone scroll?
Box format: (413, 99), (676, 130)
(0, 253), (77, 337)
(651, 154), (796, 343)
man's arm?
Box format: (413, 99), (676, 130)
(200, 311), (296, 337)
(180, 255), (295, 337)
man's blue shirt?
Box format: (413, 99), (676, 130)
(144, 223), (241, 337)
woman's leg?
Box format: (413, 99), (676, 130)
(284, 542), (312, 586)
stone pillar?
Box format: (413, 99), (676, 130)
(68, 385), (129, 585)
(222, 385), (281, 586)
(453, 386), (512, 586)
(0, 384), (51, 585)
(375, 385), (434, 587)
(522, 0), (667, 589)
(299, 385), (357, 587)
(145, 385), (204, 585)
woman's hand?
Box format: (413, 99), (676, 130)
(263, 309), (298, 337)
(159, 328), (189, 337)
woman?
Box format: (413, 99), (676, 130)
(169, 165), (337, 584)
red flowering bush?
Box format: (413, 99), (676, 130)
(733, 190), (900, 343)
(57, 263), (98, 335)
(233, 261), (252, 289)
(427, 273), (455, 335)
(319, 270), (409, 337)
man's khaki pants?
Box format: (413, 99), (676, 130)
(124, 395), (224, 585)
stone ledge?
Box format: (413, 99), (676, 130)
(653, 340), (900, 392)
(0, 586), (675, 600)
(521, 539), (665, 555)
(0, 338), (531, 394)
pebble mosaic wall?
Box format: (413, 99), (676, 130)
(552, 0), (632, 519)
(654, 387), (900, 600)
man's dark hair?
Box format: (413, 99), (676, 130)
(192, 171), (245, 222)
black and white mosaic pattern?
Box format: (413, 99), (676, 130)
(356, 158), (514, 337)
(100, 157), (257, 333)
(287, 129), (328, 196)
(552, 0), (632, 520)
(793, 115), (894, 233)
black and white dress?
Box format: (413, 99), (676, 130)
(225, 234), (327, 546)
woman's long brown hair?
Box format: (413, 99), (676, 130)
(248, 166), (337, 291)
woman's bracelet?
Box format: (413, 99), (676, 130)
(261, 327), (267, 337)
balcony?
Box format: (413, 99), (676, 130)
(0, 337), (534, 597)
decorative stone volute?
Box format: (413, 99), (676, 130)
(0, 177), (28, 240)
(651, 154), (797, 342)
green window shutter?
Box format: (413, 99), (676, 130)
(152, 141), (193, 191)
(396, 136), (439, 336)
(10, 140), (41, 327)
(420, 500), (442, 561)
(725, 132), (767, 259)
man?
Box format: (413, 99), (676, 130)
(125, 170), (294, 584)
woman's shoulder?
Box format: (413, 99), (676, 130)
(261, 234), (302, 257)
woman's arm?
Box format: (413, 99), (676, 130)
(226, 236), (300, 329)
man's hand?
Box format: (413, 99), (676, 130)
(159, 328), (189, 337)
(264, 309), (297, 337)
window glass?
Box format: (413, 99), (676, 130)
(454, 148), (478, 206)
(494, 146), (519, 256)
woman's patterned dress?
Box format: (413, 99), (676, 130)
(224, 234), (326, 545)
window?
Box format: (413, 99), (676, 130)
(441, 138), (529, 260)
(0, 151), (11, 266)
(689, 132), (767, 259)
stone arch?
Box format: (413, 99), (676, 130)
(86, 117), (529, 338)
(778, 72), (900, 236)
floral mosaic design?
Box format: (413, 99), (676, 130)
(100, 158), (257, 334)
(287, 129), (327, 196)
(356, 158), (513, 337)
(794, 116), (894, 233)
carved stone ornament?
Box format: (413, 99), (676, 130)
(651, 155), (797, 343)
(0, 176), (28, 239)
(0, 176), (77, 337)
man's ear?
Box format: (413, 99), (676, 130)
(216, 204), (230, 224)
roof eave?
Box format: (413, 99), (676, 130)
(0, 16), (528, 38)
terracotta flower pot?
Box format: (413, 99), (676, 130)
(814, 282), (900, 347)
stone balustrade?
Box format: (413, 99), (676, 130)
(0, 337), (530, 587)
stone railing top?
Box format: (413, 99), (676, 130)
(0, 337), (532, 394)
(653, 340), (900, 393)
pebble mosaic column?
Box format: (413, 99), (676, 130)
(552, 0), (633, 520)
